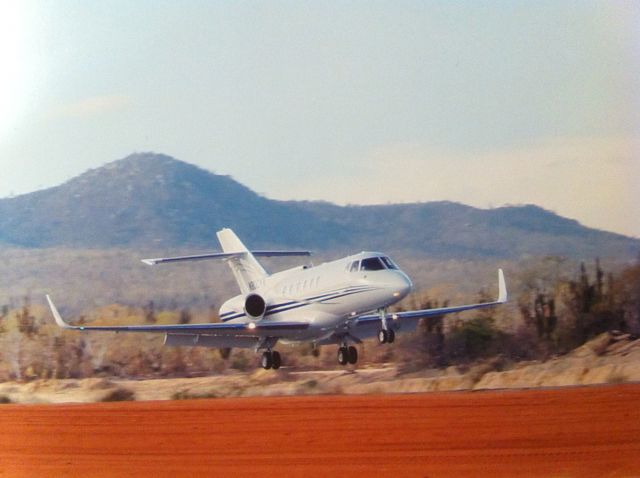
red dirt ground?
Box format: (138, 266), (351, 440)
(1, 384), (639, 477)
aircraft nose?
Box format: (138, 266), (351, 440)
(390, 271), (413, 299)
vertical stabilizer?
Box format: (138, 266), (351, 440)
(216, 229), (268, 294)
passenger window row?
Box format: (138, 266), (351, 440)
(281, 276), (320, 296)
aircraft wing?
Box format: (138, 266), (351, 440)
(46, 295), (309, 335)
(352, 269), (507, 333)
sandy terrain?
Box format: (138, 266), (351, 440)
(1, 384), (639, 477)
(1, 331), (639, 405)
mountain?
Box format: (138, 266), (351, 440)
(0, 152), (637, 260)
(0, 153), (345, 249)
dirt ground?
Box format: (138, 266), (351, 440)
(1, 384), (639, 477)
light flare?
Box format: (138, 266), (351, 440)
(0, 1), (33, 140)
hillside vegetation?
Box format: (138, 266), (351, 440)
(0, 260), (637, 386)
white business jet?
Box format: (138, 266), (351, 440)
(47, 228), (507, 370)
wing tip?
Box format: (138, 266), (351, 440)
(497, 269), (508, 303)
(141, 259), (157, 266)
(46, 294), (72, 329)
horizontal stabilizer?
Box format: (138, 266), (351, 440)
(142, 250), (311, 266)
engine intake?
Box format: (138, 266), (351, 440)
(244, 293), (267, 320)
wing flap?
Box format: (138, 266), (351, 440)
(164, 334), (259, 349)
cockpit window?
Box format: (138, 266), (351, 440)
(381, 256), (398, 270)
(349, 261), (360, 272)
(360, 257), (386, 271)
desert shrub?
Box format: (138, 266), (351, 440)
(101, 387), (135, 402)
(230, 352), (250, 371)
(303, 379), (318, 389)
(500, 326), (544, 362)
(607, 371), (628, 384)
(446, 317), (502, 362)
(171, 390), (218, 400)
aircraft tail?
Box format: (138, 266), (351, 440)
(216, 228), (268, 294)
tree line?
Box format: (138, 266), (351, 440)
(0, 258), (638, 381)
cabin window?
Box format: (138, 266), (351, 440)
(349, 261), (360, 272)
(360, 257), (385, 271)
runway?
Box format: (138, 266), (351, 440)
(1, 384), (639, 477)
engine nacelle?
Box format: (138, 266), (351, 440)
(244, 293), (267, 320)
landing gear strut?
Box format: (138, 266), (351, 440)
(261, 350), (282, 370)
(337, 345), (358, 365)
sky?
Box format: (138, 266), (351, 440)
(0, 1), (638, 237)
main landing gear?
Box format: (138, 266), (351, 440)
(261, 350), (282, 370)
(377, 328), (395, 344)
(337, 345), (358, 365)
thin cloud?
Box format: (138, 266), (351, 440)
(275, 135), (640, 237)
(54, 94), (132, 118)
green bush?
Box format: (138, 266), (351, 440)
(447, 317), (500, 361)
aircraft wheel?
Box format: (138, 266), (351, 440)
(378, 329), (388, 344)
(347, 346), (358, 364)
(337, 347), (348, 365)
(261, 351), (272, 370)
(387, 329), (396, 344)
(271, 351), (282, 370)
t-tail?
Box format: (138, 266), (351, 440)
(216, 228), (268, 294)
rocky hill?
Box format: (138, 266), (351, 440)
(0, 152), (637, 259)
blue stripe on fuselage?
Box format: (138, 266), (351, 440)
(219, 286), (380, 322)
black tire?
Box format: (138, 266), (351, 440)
(387, 329), (396, 344)
(378, 329), (388, 344)
(347, 346), (358, 364)
(337, 347), (348, 365)
(261, 351), (272, 369)
(272, 351), (281, 370)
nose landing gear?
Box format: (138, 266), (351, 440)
(377, 328), (395, 344)
(377, 307), (396, 344)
